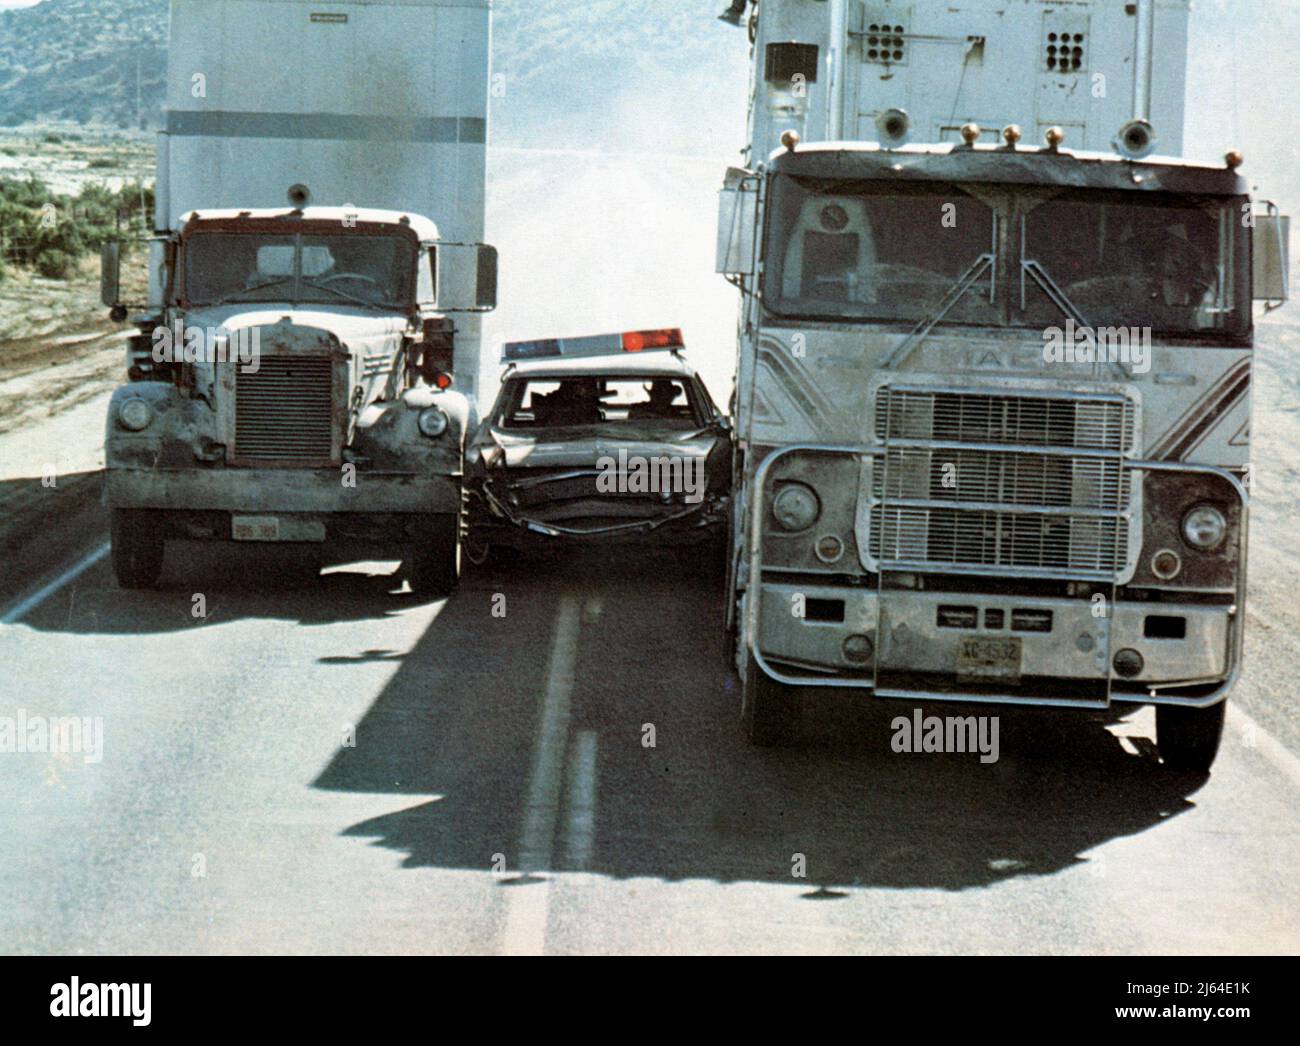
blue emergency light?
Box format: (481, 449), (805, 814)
(502, 328), (684, 362)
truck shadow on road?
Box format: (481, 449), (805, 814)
(314, 545), (1209, 892)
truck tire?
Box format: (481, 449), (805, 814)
(741, 651), (802, 746)
(1156, 700), (1226, 773)
(404, 514), (460, 598)
(111, 509), (164, 590)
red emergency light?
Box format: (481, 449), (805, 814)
(621, 328), (685, 352)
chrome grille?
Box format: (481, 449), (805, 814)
(234, 356), (335, 463)
(868, 387), (1137, 580)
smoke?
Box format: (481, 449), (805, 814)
(482, 52), (750, 404)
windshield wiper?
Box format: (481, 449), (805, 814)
(300, 279), (391, 311)
(199, 276), (298, 310)
(882, 252), (994, 369)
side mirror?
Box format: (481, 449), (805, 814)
(101, 241), (122, 309)
(716, 167), (758, 276)
(434, 242), (499, 312)
(1253, 204), (1290, 310)
(475, 244), (498, 310)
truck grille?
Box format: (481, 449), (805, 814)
(867, 386), (1137, 580)
(234, 356), (335, 463)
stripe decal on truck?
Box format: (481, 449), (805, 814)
(166, 111), (486, 144)
(1147, 359), (1250, 461)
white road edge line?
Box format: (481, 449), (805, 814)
(1228, 704), (1300, 791)
(0, 541), (111, 626)
(501, 593), (580, 956)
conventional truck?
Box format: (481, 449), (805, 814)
(101, 0), (497, 595)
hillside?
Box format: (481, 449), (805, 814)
(0, 0), (744, 152)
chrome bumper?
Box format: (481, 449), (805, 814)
(106, 466), (462, 516)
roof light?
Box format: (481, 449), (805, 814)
(502, 329), (685, 362)
(621, 328), (684, 352)
(960, 122), (981, 146)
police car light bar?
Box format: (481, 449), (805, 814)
(502, 328), (684, 362)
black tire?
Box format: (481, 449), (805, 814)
(404, 514), (460, 598)
(111, 509), (164, 590)
(1156, 700), (1226, 773)
(740, 650), (802, 746)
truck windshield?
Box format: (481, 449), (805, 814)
(183, 231), (415, 309)
(1020, 189), (1249, 336)
(762, 177), (998, 325)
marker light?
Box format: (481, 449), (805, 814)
(1225, 150), (1244, 170)
(772, 483), (820, 532)
(1044, 126), (1065, 149)
(433, 372), (453, 390)
(1002, 124), (1022, 147)
(960, 123), (981, 146)
(118, 397), (154, 432)
(780, 129), (801, 152)
(418, 407), (449, 438)
(1182, 505), (1226, 550)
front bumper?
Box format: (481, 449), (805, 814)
(106, 466), (462, 516)
(754, 581), (1236, 708)
(471, 482), (727, 544)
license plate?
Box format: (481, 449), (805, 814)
(232, 515), (280, 541)
(956, 636), (1022, 683)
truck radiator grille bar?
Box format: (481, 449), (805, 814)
(234, 356), (335, 463)
(868, 387), (1137, 580)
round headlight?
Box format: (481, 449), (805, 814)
(772, 483), (820, 532)
(417, 406), (449, 438)
(1181, 504), (1226, 550)
(118, 398), (153, 432)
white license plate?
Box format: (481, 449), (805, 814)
(956, 636), (1023, 683)
(232, 515), (281, 541)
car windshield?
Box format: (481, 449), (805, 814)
(496, 377), (704, 432)
(1020, 189), (1248, 335)
(763, 176), (998, 325)
(183, 230), (415, 308)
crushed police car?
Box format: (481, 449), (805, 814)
(463, 329), (732, 562)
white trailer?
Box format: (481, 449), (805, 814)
(101, 0), (497, 594)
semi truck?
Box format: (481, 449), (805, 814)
(100, 0), (497, 596)
(715, 0), (1290, 770)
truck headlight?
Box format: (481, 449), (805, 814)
(1181, 504), (1226, 550)
(117, 398), (154, 432)
(417, 406), (449, 438)
(772, 482), (820, 532)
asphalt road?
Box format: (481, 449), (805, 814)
(1, 301), (1298, 957)
(0, 532), (1296, 956)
